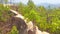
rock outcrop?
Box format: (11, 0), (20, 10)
(10, 9), (50, 34)
(0, 9), (50, 34)
(27, 22), (49, 34)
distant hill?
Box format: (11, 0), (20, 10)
(37, 3), (60, 8)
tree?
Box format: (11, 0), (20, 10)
(5, 0), (8, 4)
(27, 0), (35, 10)
(0, 0), (4, 4)
(0, 0), (8, 4)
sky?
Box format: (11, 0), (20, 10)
(8, 0), (60, 5)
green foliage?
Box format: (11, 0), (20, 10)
(27, 0), (35, 9)
(10, 26), (18, 34)
(7, 2), (60, 34)
(0, 0), (60, 34)
(0, 4), (15, 22)
(18, 2), (60, 34)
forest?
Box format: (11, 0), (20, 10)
(0, 0), (60, 34)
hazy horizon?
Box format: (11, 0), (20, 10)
(8, 0), (60, 5)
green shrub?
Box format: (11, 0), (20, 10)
(10, 26), (18, 34)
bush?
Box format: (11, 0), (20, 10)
(10, 26), (18, 34)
